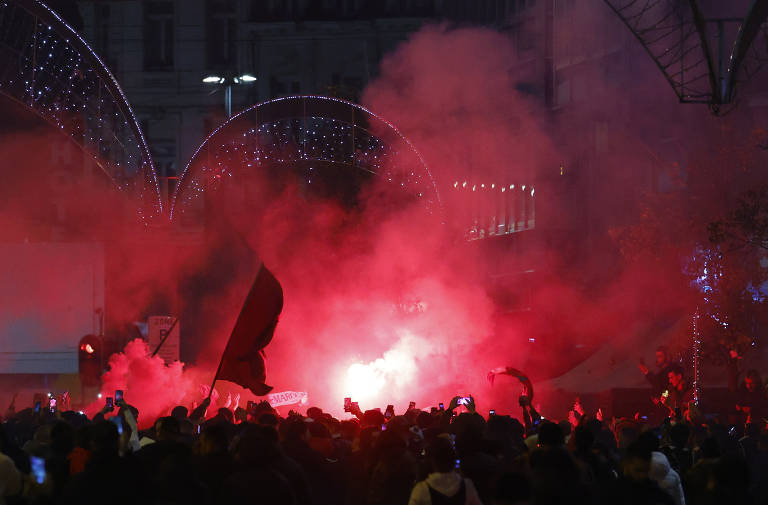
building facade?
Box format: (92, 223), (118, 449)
(76, 1), (528, 196)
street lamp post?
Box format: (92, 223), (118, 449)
(202, 73), (257, 118)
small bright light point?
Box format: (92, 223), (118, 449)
(97, 393), (102, 399)
(510, 184), (514, 189)
(47, 393), (52, 397)
(501, 187), (506, 192)
(462, 181), (467, 188)
(78, 410), (84, 415)
(491, 184), (495, 188)
(453, 181), (458, 188)
(472, 185), (476, 191)
(239, 74), (257, 82)
(530, 187), (535, 196)
(528, 338), (535, 342)
(481, 184), (485, 188)
(202, 75), (223, 83)
(522, 185), (526, 191)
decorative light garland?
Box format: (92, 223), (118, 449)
(692, 308), (702, 406)
(170, 96), (442, 220)
(0, 0), (161, 221)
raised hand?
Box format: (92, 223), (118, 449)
(573, 399), (584, 416)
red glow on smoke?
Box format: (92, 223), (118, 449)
(5, 15), (761, 423)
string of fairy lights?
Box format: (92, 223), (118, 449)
(0, 0), (161, 221)
(691, 308), (701, 406)
(171, 97), (441, 220)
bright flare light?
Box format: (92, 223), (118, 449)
(341, 332), (423, 408)
(345, 363), (386, 402)
(239, 74), (257, 82)
(202, 75), (224, 84)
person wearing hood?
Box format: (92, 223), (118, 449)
(649, 450), (685, 505)
(408, 436), (483, 505)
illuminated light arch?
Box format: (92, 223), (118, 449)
(0, 0), (162, 221)
(170, 95), (442, 220)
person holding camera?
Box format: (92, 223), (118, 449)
(655, 365), (692, 419)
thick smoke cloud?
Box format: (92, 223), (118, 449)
(4, 13), (764, 422)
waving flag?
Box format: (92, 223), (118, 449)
(214, 263), (283, 396)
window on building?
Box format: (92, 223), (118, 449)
(144, 1), (174, 70)
(410, 0), (434, 16)
(207, 0), (237, 68)
(151, 141), (177, 177)
(254, 0), (289, 20)
(151, 139), (177, 197)
(95, 5), (109, 53)
(270, 76), (287, 96)
(384, 0), (406, 16)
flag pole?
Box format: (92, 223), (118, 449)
(206, 303), (246, 401)
(207, 345), (230, 401)
(208, 349), (227, 400)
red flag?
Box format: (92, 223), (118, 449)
(216, 263), (283, 396)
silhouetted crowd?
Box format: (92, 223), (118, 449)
(0, 389), (766, 505)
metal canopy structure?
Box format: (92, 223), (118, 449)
(171, 95), (442, 220)
(603, 0), (768, 114)
(0, 0), (162, 220)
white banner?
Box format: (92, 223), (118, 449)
(267, 390), (308, 407)
(148, 316), (180, 365)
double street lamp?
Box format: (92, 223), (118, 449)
(202, 73), (257, 118)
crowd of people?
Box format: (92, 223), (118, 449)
(0, 371), (766, 505)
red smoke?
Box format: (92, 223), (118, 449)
(95, 339), (192, 424)
(3, 15), (765, 423)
